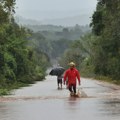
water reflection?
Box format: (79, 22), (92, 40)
(66, 97), (81, 110)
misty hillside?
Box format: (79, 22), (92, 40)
(15, 16), (41, 25)
(24, 24), (64, 32)
(15, 14), (92, 26)
(42, 14), (92, 26)
(26, 24), (90, 41)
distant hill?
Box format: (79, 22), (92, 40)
(25, 24), (91, 41)
(15, 16), (41, 25)
(15, 14), (92, 26)
(42, 14), (92, 26)
(24, 24), (64, 32)
(15, 15), (91, 41)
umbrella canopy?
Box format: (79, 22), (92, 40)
(49, 67), (65, 76)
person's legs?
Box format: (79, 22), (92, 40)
(60, 79), (62, 89)
(60, 82), (62, 89)
(69, 84), (74, 95)
(68, 84), (72, 92)
(57, 79), (60, 89)
(73, 85), (76, 95)
(58, 79), (62, 89)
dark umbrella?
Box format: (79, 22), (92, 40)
(49, 67), (65, 76)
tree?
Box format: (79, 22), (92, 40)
(0, 0), (16, 23)
(90, 0), (120, 80)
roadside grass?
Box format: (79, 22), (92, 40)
(81, 67), (120, 85)
(0, 73), (46, 96)
(0, 89), (10, 96)
(0, 82), (30, 96)
(94, 76), (120, 85)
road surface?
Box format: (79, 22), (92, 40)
(0, 75), (120, 120)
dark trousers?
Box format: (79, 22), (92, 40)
(68, 84), (76, 93)
(57, 78), (62, 88)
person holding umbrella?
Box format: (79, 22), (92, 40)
(63, 62), (81, 96)
(49, 65), (65, 89)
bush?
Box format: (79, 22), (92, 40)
(0, 89), (10, 96)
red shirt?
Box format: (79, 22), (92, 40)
(64, 68), (80, 86)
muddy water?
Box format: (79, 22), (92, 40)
(0, 76), (120, 120)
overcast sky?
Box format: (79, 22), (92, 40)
(15, 0), (97, 20)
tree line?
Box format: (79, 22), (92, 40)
(90, 0), (120, 81)
(0, 0), (50, 95)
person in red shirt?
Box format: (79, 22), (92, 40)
(64, 62), (80, 95)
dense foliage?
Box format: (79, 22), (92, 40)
(0, 0), (50, 95)
(90, 0), (120, 80)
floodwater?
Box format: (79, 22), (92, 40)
(0, 76), (120, 120)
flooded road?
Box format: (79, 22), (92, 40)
(0, 75), (120, 120)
